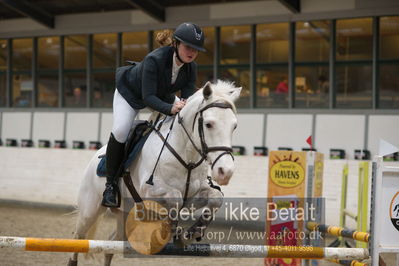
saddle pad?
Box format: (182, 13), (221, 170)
(97, 156), (107, 177)
(97, 121), (152, 177)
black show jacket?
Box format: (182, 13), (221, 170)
(115, 46), (197, 115)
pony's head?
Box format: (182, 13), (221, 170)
(185, 80), (241, 185)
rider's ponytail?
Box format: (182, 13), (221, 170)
(155, 30), (173, 47)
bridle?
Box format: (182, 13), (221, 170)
(148, 100), (235, 205)
(190, 101), (236, 168)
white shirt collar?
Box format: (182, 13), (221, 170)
(173, 52), (184, 70)
(171, 52), (184, 84)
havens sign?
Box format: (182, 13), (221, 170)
(270, 161), (305, 188)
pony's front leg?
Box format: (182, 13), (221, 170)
(142, 181), (184, 239)
(104, 208), (126, 266)
(181, 185), (223, 243)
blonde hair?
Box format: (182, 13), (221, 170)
(155, 30), (173, 47)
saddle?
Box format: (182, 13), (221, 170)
(97, 120), (153, 177)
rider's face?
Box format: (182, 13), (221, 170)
(177, 43), (198, 64)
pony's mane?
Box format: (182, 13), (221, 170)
(149, 79), (238, 136)
(188, 80), (238, 113)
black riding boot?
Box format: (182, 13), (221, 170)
(101, 133), (125, 208)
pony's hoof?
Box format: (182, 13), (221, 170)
(67, 258), (78, 266)
(173, 236), (185, 248)
(186, 226), (204, 242)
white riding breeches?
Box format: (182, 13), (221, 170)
(111, 89), (140, 143)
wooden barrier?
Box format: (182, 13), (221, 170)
(0, 236), (370, 260)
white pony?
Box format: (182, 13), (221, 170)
(68, 80), (241, 266)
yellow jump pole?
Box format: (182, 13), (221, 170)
(357, 161), (369, 249)
(307, 222), (370, 243)
(339, 163), (349, 247)
(0, 236), (369, 260)
(328, 258), (368, 266)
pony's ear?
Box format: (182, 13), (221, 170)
(228, 86), (242, 102)
(203, 82), (213, 100)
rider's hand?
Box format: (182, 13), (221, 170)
(170, 100), (186, 115)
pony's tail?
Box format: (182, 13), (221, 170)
(62, 205), (79, 217)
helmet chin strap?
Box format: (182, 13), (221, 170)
(174, 43), (187, 64)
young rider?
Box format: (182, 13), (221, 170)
(102, 22), (206, 207)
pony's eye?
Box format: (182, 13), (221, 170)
(233, 124), (237, 130)
(205, 123), (213, 129)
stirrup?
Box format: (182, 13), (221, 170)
(101, 183), (121, 208)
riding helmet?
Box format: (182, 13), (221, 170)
(173, 22), (206, 52)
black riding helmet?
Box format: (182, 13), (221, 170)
(173, 22), (206, 52)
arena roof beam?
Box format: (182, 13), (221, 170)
(127, 0), (165, 22)
(277, 0), (300, 13)
(0, 0), (54, 28)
